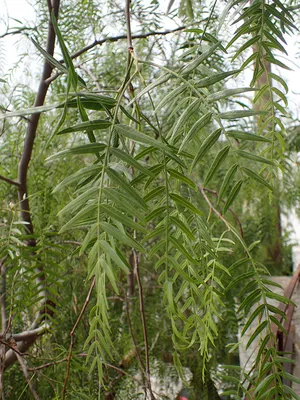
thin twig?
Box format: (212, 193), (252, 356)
(202, 187), (244, 237)
(62, 276), (95, 400)
(16, 352), (40, 400)
(106, 362), (143, 385)
(198, 185), (231, 231)
(0, 174), (20, 188)
(28, 358), (67, 372)
(69, 26), (187, 61)
(125, 0), (133, 50)
(45, 26), (188, 85)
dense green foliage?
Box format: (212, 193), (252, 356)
(0, 0), (300, 398)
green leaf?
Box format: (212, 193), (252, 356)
(218, 164), (238, 204)
(47, 143), (106, 159)
(170, 98), (201, 142)
(170, 216), (196, 241)
(144, 186), (166, 202)
(265, 291), (295, 306)
(106, 167), (147, 210)
(241, 167), (273, 191)
(0, 103), (62, 119)
(31, 38), (67, 73)
(282, 385), (300, 399)
(98, 240), (130, 274)
(170, 236), (198, 264)
(103, 188), (144, 220)
(207, 88), (256, 102)
(204, 146), (230, 186)
(232, 36), (260, 61)
(269, 315), (287, 335)
(54, 165), (102, 192)
(181, 42), (220, 75)
(241, 304), (265, 336)
(170, 193), (202, 216)
(246, 320), (268, 349)
(116, 124), (172, 153)
(226, 271), (255, 291)
(167, 169), (196, 189)
(155, 85), (186, 112)
(219, 110), (265, 119)
(236, 150), (274, 166)
(51, 11), (79, 88)
(57, 120), (112, 135)
(191, 128), (222, 169)
(269, 72), (288, 93)
(227, 131), (271, 143)
(224, 180), (243, 213)
(128, 73), (170, 104)
(100, 222), (145, 252)
(110, 148), (154, 177)
(145, 206), (166, 223)
(265, 55), (292, 71)
(254, 374), (277, 395)
(100, 205), (147, 232)
(59, 95), (116, 110)
(197, 70), (240, 88)
(179, 112), (212, 152)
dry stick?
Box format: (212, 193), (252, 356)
(62, 276), (95, 400)
(44, 25), (188, 85)
(106, 362), (143, 386)
(198, 185), (231, 231)
(16, 353), (40, 400)
(202, 187), (244, 238)
(69, 26), (187, 61)
(4, 0), (61, 369)
(28, 358), (68, 372)
(0, 175), (20, 187)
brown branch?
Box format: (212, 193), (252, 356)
(5, 0), (61, 369)
(28, 358), (67, 372)
(69, 26), (187, 61)
(44, 26), (188, 85)
(202, 187), (244, 237)
(0, 174), (20, 188)
(0, 27), (37, 39)
(106, 362), (143, 385)
(198, 185), (231, 231)
(62, 276), (95, 400)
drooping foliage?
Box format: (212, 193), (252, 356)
(0, 0), (300, 398)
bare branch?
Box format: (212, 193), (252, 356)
(45, 25), (188, 85)
(125, 0), (133, 50)
(28, 358), (68, 372)
(62, 276), (95, 399)
(202, 187), (244, 237)
(0, 174), (20, 188)
(198, 185), (231, 231)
